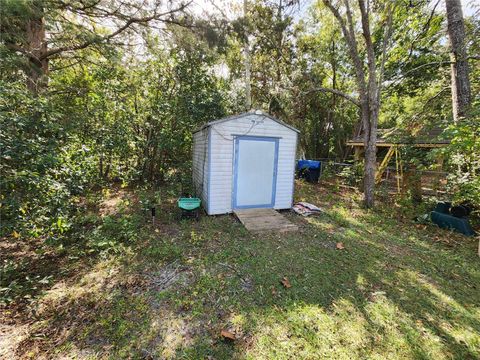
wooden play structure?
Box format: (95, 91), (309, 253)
(347, 127), (450, 193)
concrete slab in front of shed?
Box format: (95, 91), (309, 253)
(234, 208), (298, 232)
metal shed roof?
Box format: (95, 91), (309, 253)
(193, 110), (300, 134)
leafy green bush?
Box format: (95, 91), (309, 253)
(0, 80), (102, 239)
(443, 103), (480, 210)
(338, 163), (364, 186)
(87, 215), (142, 255)
(0, 42), (227, 242)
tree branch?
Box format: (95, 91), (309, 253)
(407, 0), (441, 61)
(322, 0), (367, 96)
(410, 87), (449, 122)
(358, 0), (375, 80)
(302, 87), (360, 107)
(39, 1), (192, 60)
(377, 2), (395, 98)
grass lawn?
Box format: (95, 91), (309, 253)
(1, 181), (479, 359)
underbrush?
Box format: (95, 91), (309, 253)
(0, 189), (146, 306)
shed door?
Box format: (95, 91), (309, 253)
(233, 136), (279, 209)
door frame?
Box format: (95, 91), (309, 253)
(232, 135), (279, 210)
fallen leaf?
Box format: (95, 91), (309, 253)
(280, 277), (292, 288)
(221, 329), (236, 341)
(336, 242), (345, 250)
(271, 286), (277, 296)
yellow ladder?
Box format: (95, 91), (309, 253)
(394, 146), (403, 193)
(375, 146), (395, 184)
(375, 145), (403, 192)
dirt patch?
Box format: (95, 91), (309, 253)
(143, 261), (192, 295)
(99, 188), (139, 217)
(387, 243), (414, 257)
(317, 240), (338, 249)
(0, 238), (36, 261)
(155, 224), (181, 237)
(99, 190), (126, 216)
(144, 309), (206, 359)
(0, 323), (29, 360)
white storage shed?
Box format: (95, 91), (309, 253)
(192, 110), (299, 215)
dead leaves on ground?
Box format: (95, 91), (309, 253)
(336, 242), (345, 250)
(270, 276), (291, 296)
(280, 277), (291, 288)
(220, 329), (236, 341)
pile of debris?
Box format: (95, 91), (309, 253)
(292, 202), (323, 217)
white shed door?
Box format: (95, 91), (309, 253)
(233, 136), (279, 209)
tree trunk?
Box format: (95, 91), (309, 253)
(445, 0), (471, 121)
(330, 39), (338, 158)
(321, 0), (393, 208)
(244, 0), (251, 111)
(104, 159), (111, 180)
(361, 98), (378, 208)
(26, 5), (48, 93)
(404, 166), (422, 203)
(99, 153), (104, 178)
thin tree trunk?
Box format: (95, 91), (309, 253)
(244, 0), (251, 111)
(445, 0), (471, 121)
(149, 144), (159, 181)
(26, 5), (48, 93)
(99, 153), (104, 178)
(104, 158), (112, 180)
(330, 39), (338, 158)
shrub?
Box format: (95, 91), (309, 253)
(443, 103), (480, 211)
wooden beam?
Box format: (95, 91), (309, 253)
(346, 142), (448, 148)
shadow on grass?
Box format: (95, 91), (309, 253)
(8, 181), (480, 359)
(192, 182), (480, 359)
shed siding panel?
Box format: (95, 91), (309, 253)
(208, 114), (297, 214)
(192, 128), (209, 211)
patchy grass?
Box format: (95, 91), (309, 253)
(1, 181), (479, 359)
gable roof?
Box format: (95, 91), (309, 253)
(193, 110), (300, 134)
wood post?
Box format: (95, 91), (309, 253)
(354, 146), (363, 161)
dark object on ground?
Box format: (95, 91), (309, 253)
(434, 202), (452, 214)
(434, 201), (473, 218)
(297, 160), (321, 183)
(178, 197), (201, 220)
(450, 205), (471, 218)
(430, 211), (476, 236)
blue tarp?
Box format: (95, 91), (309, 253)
(297, 160), (321, 170)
